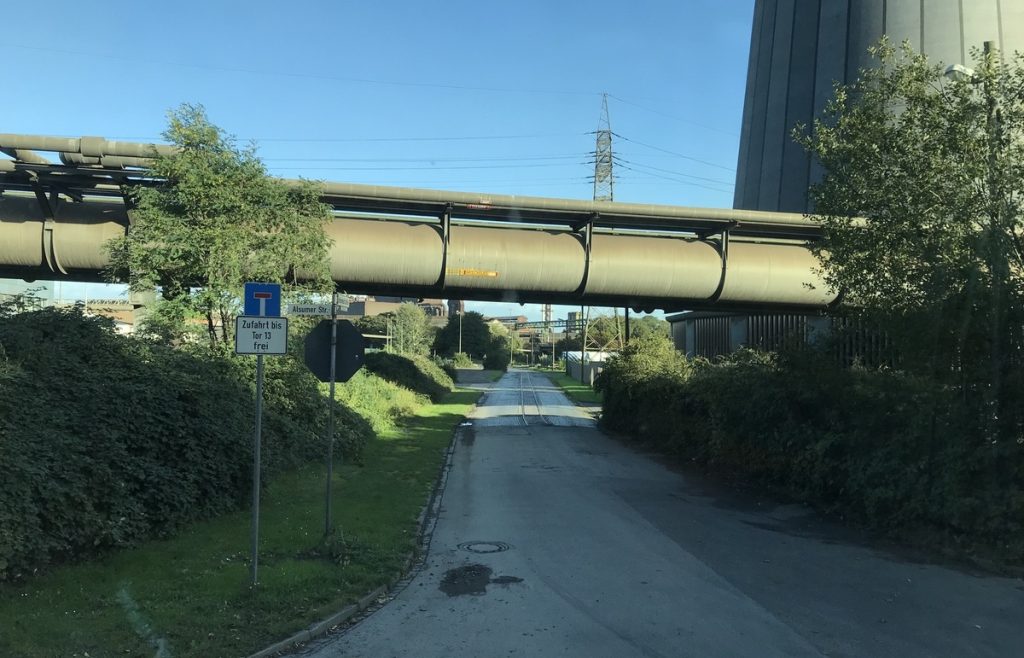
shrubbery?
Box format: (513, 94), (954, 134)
(334, 369), (426, 434)
(596, 337), (1024, 557)
(0, 307), (371, 581)
(364, 352), (454, 402)
(451, 352), (475, 368)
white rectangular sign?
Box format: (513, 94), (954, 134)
(286, 302), (348, 316)
(235, 316), (288, 354)
(287, 303), (331, 316)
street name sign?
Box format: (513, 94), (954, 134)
(287, 301), (350, 316)
(235, 316), (288, 354)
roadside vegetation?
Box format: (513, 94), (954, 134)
(598, 336), (1024, 564)
(433, 310), (516, 370)
(0, 341), (479, 655)
(598, 42), (1024, 567)
(0, 305), (368, 583)
(0, 105), (482, 655)
(364, 352), (454, 402)
(547, 371), (603, 406)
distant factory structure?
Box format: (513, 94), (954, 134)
(734, 0), (1024, 214)
(673, 0), (1024, 356)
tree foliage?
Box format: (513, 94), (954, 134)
(0, 306), (370, 581)
(106, 104), (333, 347)
(363, 352), (453, 402)
(434, 311), (491, 358)
(629, 315), (671, 341)
(798, 39), (1024, 440)
(596, 339), (1024, 561)
(388, 303), (437, 356)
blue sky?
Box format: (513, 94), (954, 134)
(4, 0), (754, 319)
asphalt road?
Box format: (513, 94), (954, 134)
(296, 369), (1023, 658)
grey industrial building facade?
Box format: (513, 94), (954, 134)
(734, 0), (1024, 213)
(671, 0), (1024, 356)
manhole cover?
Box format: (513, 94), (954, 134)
(458, 541), (511, 554)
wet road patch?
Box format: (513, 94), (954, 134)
(439, 564), (523, 597)
(458, 541), (511, 554)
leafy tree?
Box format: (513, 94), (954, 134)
(585, 315), (624, 349)
(483, 320), (519, 369)
(106, 104), (332, 348)
(354, 313), (389, 337)
(434, 310), (491, 358)
(388, 303), (436, 356)
(797, 39), (1024, 440)
(630, 315), (670, 341)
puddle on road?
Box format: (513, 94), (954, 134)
(439, 564), (523, 597)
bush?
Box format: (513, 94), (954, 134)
(334, 369), (426, 434)
(482, 343), (510, 371)
(431, 355), (459, 382)
(0, 307), (372, 581)
(364, 352), (454, 402)
(451, 352), (475, 368)
(597, 338), (1024, 557)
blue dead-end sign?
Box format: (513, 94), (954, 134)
(244, 282), (281, 317)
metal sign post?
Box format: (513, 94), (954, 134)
(325, 291), (338, 536)
(298, 307), (365, 538)
(237, 282), (286, 588)
(251, 352), (264, 587)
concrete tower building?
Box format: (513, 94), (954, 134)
(734, 0), (1024, 213)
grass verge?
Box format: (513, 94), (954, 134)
(546, 371), (603, 405)
(0, 388), (481, 658)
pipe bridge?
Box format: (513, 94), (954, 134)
(0, 133), (835, 312)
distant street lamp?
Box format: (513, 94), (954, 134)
(458, 310), (463, 354)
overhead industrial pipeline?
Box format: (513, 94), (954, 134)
(0, 133), (837, 311)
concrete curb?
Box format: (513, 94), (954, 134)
(247, 388), (479, 658)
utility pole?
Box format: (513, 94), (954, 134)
(591, 93), (614, 202)
(982, 40), (1007, 438)
(542, 303), (552, 369)
(579, 94), (613, 383)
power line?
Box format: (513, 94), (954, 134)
(613, 157), (733, 186)
(268, 162), (577, 171)
(262, 154), (583, 163)
(616, 163), (733, 193)
(607, 95), (739, 137)
(254, 132), (588, 143)
(9, 43), (602, 97)
(611, 132), (736, 172)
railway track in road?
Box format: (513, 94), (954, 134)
(519, 371), (551, 427)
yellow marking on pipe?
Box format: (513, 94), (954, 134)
(447, 267), (499, 278)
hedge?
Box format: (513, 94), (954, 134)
(0, 307), (371, 581)
(363, 352), (454, 402)
(596, 337), (1024, 558)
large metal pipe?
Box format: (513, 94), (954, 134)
(0, 148), (51, 165)
(0, 131), (837, 308)
(0, 133), (819, 231)
(0, 134), (176, 159)
(0, 192), (835, 309)
(317, 180), (818, 230)
(0, 195), (126, 272)
(58, 153), (154, 169)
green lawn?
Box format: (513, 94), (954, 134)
(545, 371), (603, 405)
(0, 388), (481, 658)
